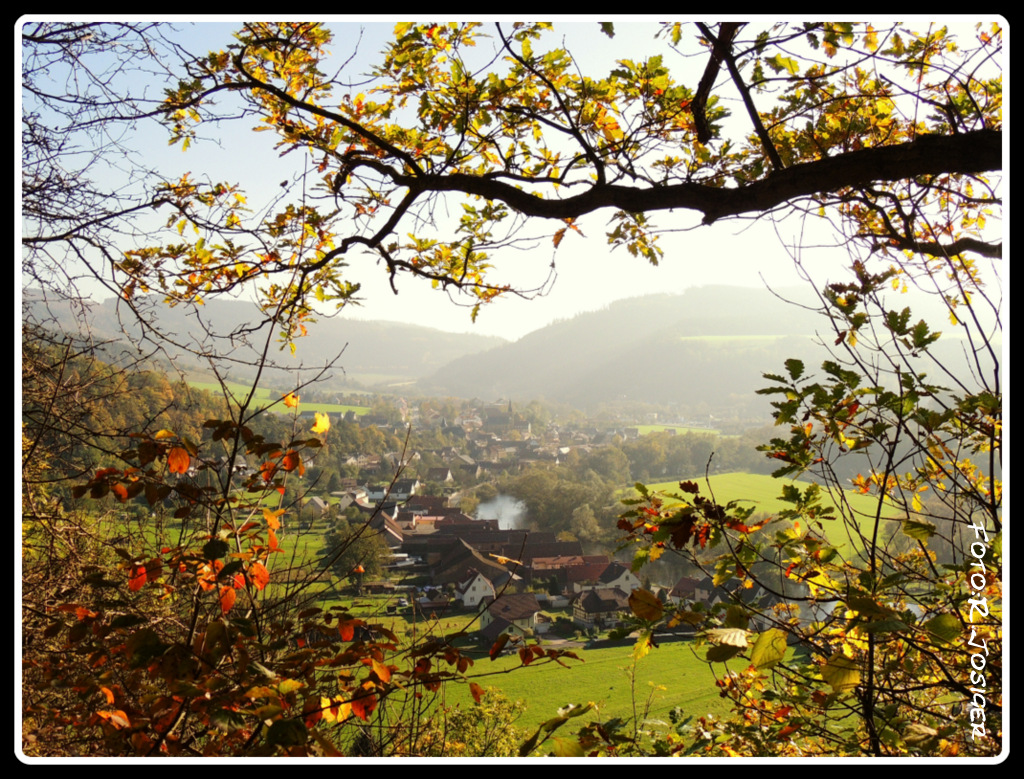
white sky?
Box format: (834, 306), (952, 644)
(19, 17), (1004, 341)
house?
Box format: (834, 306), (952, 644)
(572, 587), (631, 628)
(571, 560), (641, 594)
(455, 569), (495, 609)
(669, 575), (702, 604)
(479, 592), (542, 641)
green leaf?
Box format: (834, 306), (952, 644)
(600, 22), (615, 39)
(266, 718), (308, 747)
(767, 54), (800, 75)
(203, 538), (230, 560)
(552, 737), (585, 757)
(750, 628), (787, 669)
(902, 518), (937, 542)
(859, 619), (909, 634)
(821, 654), (860, 691)
(706, 643), (746, 662)
(210, 708), (247, 733)
(785, 358), (805, 380)
(923, 614), (961, 644)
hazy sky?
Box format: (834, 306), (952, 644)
(20, 18), (1003, 341)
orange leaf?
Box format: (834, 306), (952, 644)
(268, 527), (280, 552)
(372, 659), (392, 683)
(99, 686), (116, 705)
(111, 482), (128, 502)
(280, 450), (301, 473)
(469, 682), (485, 703)
(219, 585), (236, 614)
(167, 447), (190, 475)
(350, 692), (377, 721)
(338, 618), (364, 641)
(282, 392), (299, 408)
(98, 710), (130, 729)
(263, 508), (283, 529)
(249, 562), (270, 591)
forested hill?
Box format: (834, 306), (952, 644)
(417, 286), (825, 415)
(22, 290), (507, 389)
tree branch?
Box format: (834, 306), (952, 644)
(383, 129), (999, 230)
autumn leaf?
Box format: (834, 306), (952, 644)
(282, 392), (299, 408)
(167, 446), (190, 474)
(280, 450), (302, 473)
(489, 633), (510, 660)
(97, 710), (130, 729)
(469, 682), (485, 703)
(129, 564), (147, 592)
(248, 561), (270, 591)
(219, 585), (236, 614)
(263, 507), (284, 529)
(628, 588), (664, 621)
(311, 412), (330, 434)
(338, 618), (364, 641)
(350, 691), (377, 721)
(371, 658), (392, 683)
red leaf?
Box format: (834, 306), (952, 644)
(338, 619), (364, 642)
(129, 565), (147, 592)
(489, 633), (510, 660)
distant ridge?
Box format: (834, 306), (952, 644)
(22, 290), (507, 390)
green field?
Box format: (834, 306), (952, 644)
(186, 380), (370, 415)
(633, 472), (901, 549)
(451, 640), (731, 735)
(634, 424), (720, 436)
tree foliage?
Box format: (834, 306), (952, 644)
(126, 21), (1001, 325)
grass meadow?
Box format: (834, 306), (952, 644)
(634, 472), (902, 550)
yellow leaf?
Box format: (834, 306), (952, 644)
(311, 412), (331, 434)
(282, 392), (299, 408)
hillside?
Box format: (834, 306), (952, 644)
(417, 286), (824, 416)
(22, 290), (507, 390)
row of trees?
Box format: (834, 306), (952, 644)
(21, 20), (1001, 757)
